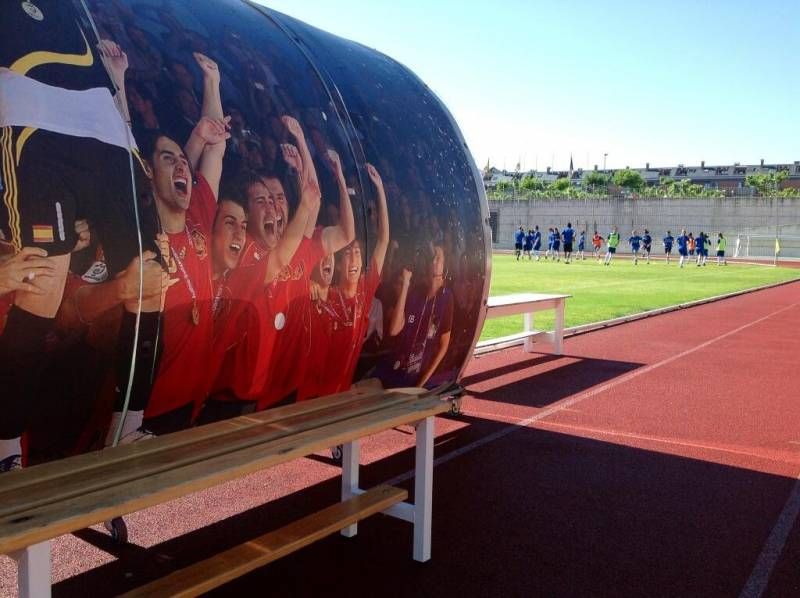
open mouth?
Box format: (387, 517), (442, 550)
(264, 219), (275, 236)
(322, 264), (333, 276)
(173, 176), (188, 195)
(276, 215), (284, 236)
(229, 242), (242, 255)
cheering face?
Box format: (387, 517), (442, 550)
(263, 177), (288, 239)
(318, 254), (335, 287)
(149, 136), (193, 212)
(246, 181), (278, 249)
(213, 200), (247, 272)
(340, 240), (363, 286)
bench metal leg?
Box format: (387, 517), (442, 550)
(554, 300), (565, 355)
(14, 541), (51, 598)
(413, 416), (434, 562)
(340, 439), (360, 538)
(523, 312), (535, 353)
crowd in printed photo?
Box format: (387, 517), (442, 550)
(0, 0), (486, 470)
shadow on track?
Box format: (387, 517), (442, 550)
(51, 414), (798, 598)
(465, 354), (643, 408)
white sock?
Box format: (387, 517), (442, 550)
(105, 410), (144, 446)
(0, 437), (22, 461)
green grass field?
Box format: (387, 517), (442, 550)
(481, 254), (800, 340)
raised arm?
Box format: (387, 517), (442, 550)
(280, 142), (318, 241)
(194, 52), (223, 120)
(388, 268), (412, 337)
(365, 163), (390, 275)
(98, 39), (131, 126)
(319, 150), (356, 255)
(282, 116), (318, 189)
(183, 116), (231, 200)
(265, 177), (318, 282)
(182, 52), (228, 198)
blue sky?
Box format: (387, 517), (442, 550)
(260, 1), (799, 172)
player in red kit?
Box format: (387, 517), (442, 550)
(255, 120), (355, 410)
(199, 166), (320, 423)
(299, 161), (390, 400)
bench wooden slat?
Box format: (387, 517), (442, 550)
(475, 330), (544, 347)
(0, 395), (448, 553)
(0, 389), (426, 520)
(0, 385), (411, 497)
(118, 484), (408, 598)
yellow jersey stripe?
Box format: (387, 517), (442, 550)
(15, 127), (36, 165)
(1, 128), (22, 251)
(10, 29), (93, 75)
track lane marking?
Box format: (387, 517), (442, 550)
(739, 474), (800, 598)
(533, 420), (800, 465)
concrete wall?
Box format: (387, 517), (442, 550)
(488, 197), (800, 257)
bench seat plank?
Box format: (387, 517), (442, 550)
(0, 394), (448, 554)
(0, 389), (425, 520)
(485, 293), (570, 319)
(119, 485), (408, 598)
(0, 385), (412, 499)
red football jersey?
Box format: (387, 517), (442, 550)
(145, 175), (216, 418)
(255, 229), (325, 410)
(297, 257), (381, 401)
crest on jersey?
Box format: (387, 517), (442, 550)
(21, 1), (44, 21)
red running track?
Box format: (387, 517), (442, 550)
(2, 281), (800, 597)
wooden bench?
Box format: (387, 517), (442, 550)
(474, 293), (571, 356)
(0, 385), (451, 597)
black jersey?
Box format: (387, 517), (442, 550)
(0, 0), (112, 92)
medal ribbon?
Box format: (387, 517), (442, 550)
(171, 227), (199, 320)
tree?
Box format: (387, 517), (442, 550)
(613, 169), (645, 191)
(519, 175), (545, 192)
(584, 171), (610, 193)
(745, 171), (788, 196)
(550, 178), (572, 193)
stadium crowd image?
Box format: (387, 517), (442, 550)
(0, 0), (491, 471)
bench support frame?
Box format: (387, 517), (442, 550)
(475, 294), (569, 356)
(13, 541), (51, 598)
(340, 415), (435, 562)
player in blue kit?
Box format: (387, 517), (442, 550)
(695, 231), (708, 266)
(545, 227), (554, 260)
(552, 227), (561, 262)
(532, 226), (542, 260)
(561, 222), (575, 263)
(577, 230), (586, 260)
(663, 231), (675, 264)
(523, 229), (534, 260)
(676, 229), (689, 268)
(641, 229), (652, 264)
(514, 226), (525, 260)
(628, 230), (643, 265)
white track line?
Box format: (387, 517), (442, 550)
(387, 298), (800, 488)
(533, 420), (800, 464)
(739, 475), (800, 598)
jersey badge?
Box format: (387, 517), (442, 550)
(21, 1), (44, 21)
(32, 224), (54, 243)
